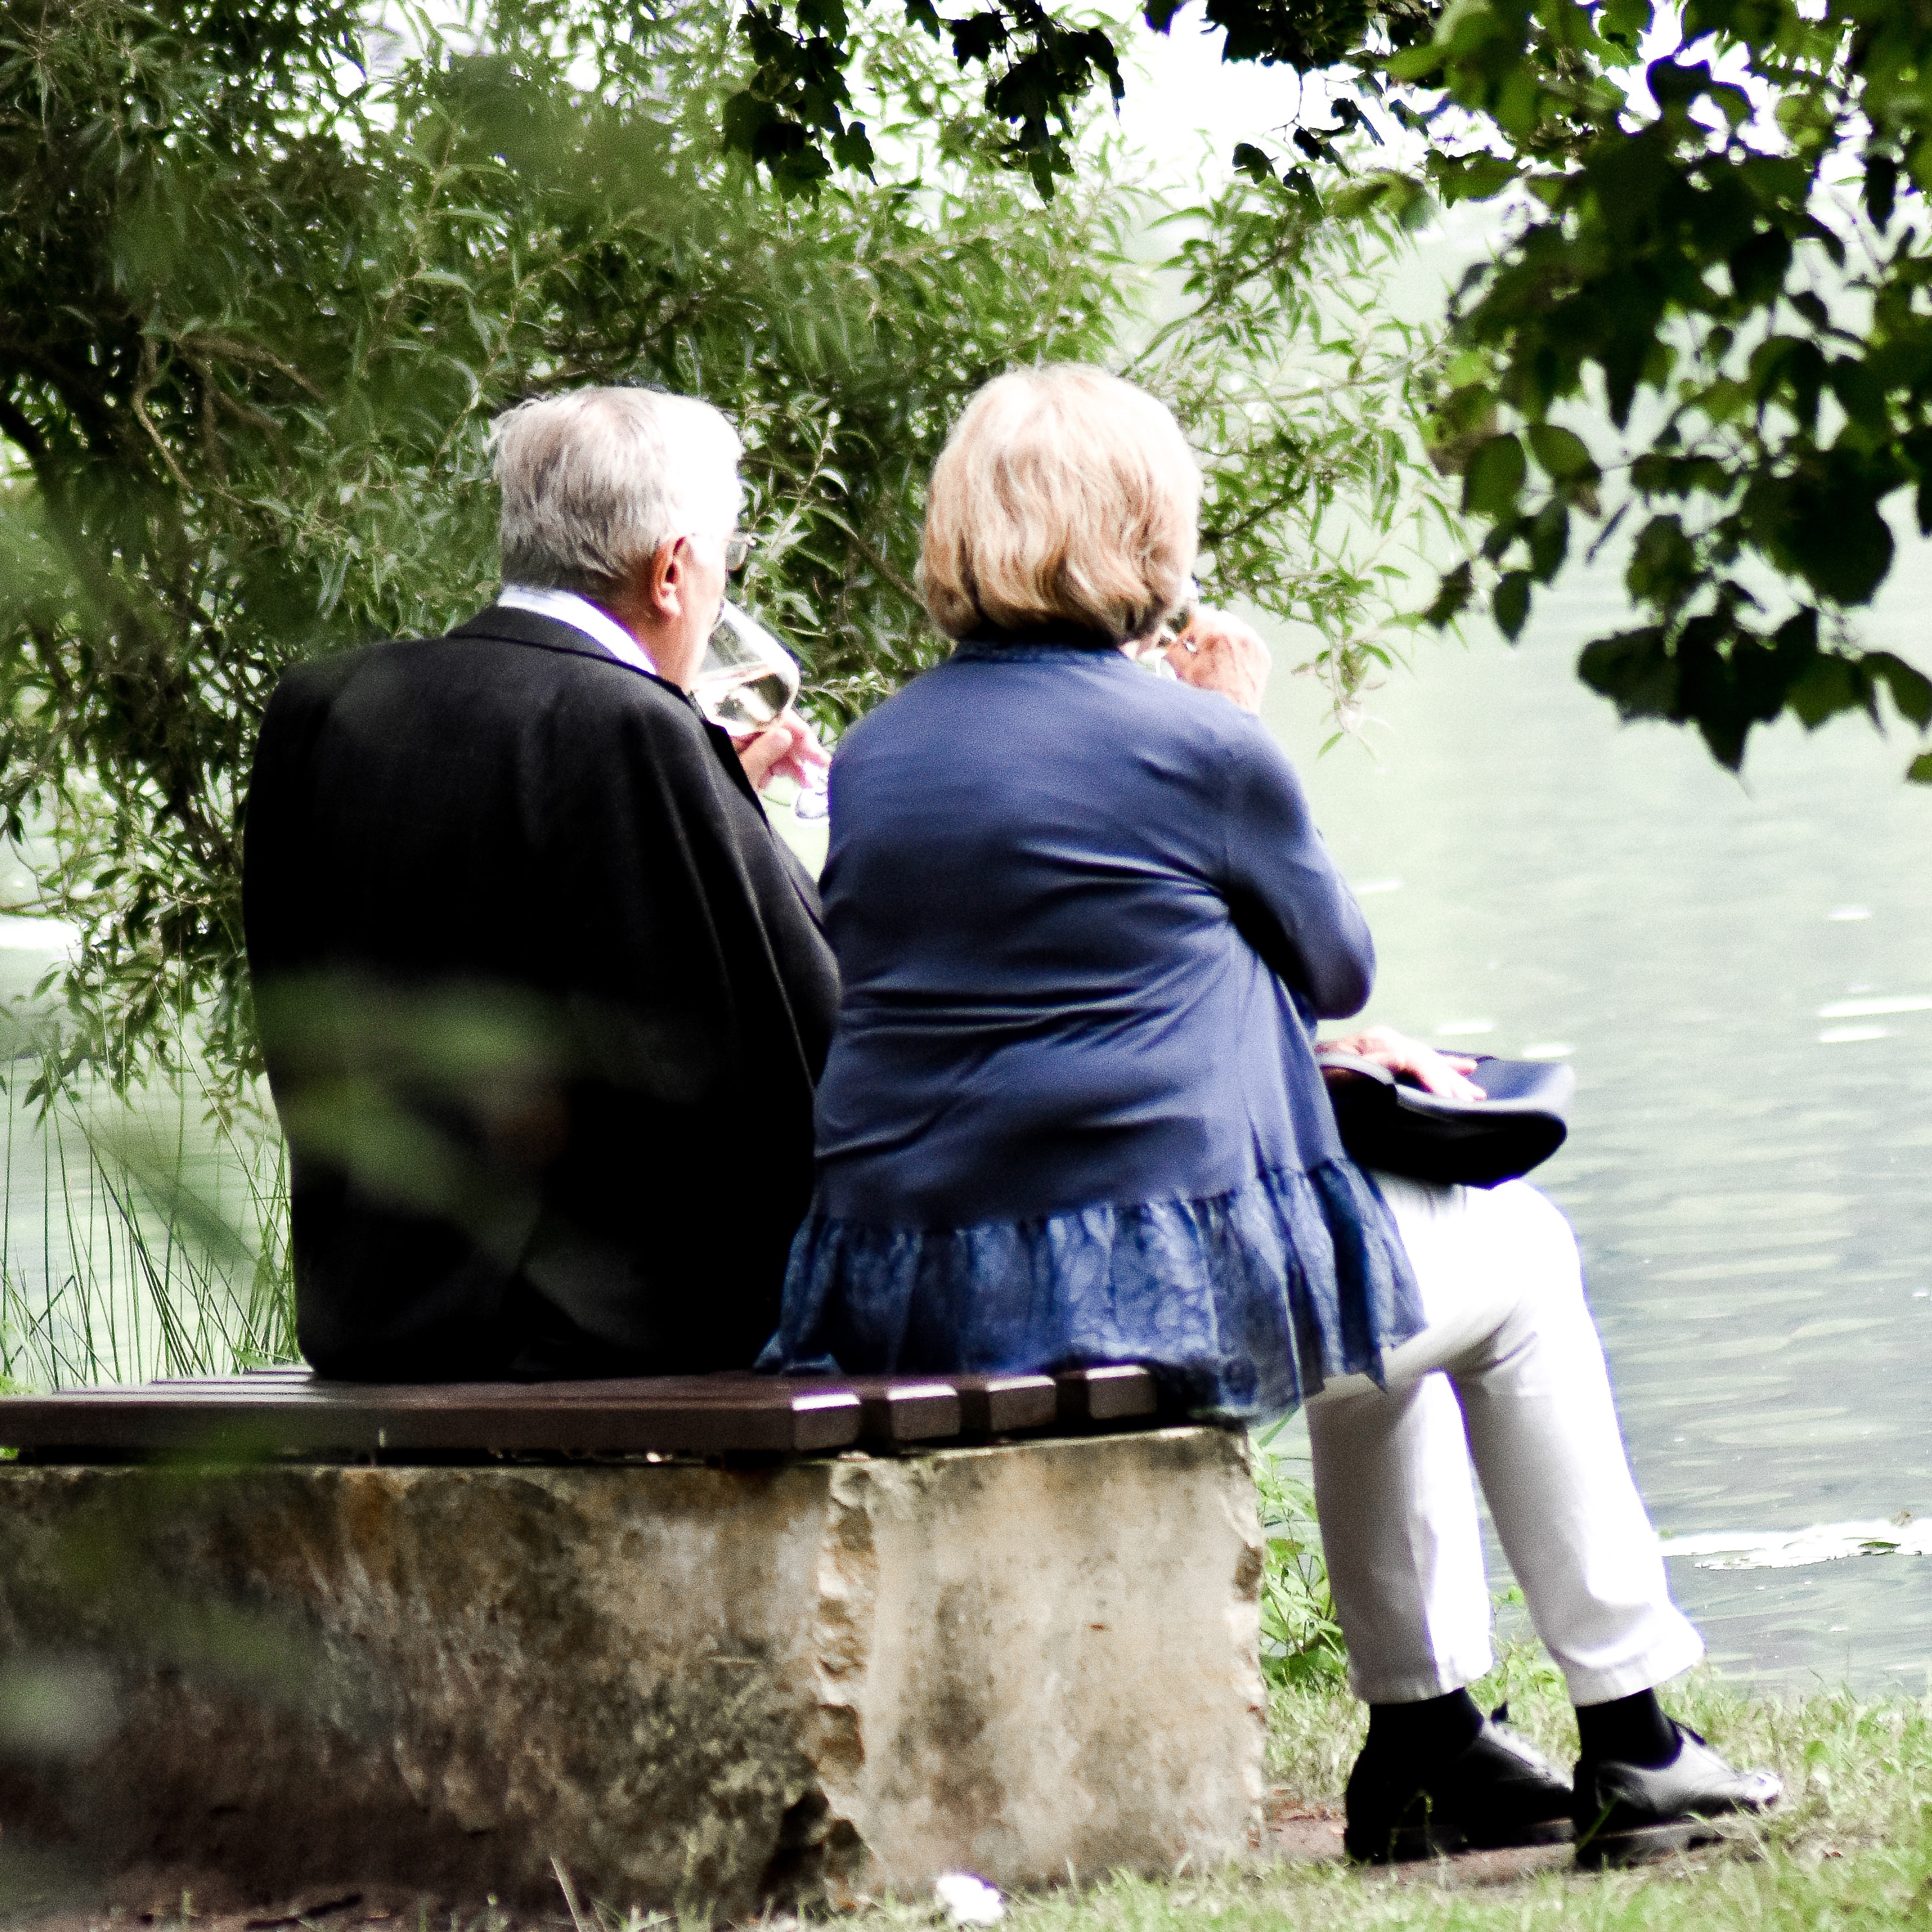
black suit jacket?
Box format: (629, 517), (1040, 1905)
(243, 603), (841, 1379)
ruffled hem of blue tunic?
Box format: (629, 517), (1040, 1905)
(757, 1157), (1424, 1422)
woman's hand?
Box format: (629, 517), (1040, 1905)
(1166, 605), (1272, 713)
(736, 706), (829, 792)
(1317, 1024), (1486, 1103)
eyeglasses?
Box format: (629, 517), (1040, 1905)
(677, 531), (756, 572)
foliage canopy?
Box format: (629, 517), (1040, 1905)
(0, 0), (1446, 1088)
(727, 0), (1932, 781)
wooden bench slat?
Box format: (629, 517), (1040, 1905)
(780, 1378), (962, 1442)
(162, 1370), (1055, 1435)
(852, 1381), (962, 1442)
(951, 1372), (1059, 1434)
(1054, 1365), (1159, 1421)
(0, 1383), (863, 1458)
(141, 1374), (959, 1443)
(0, 1409), (856, 1457)
(151, 1374), (976, 1443)
(145, 1375), (850, 1409)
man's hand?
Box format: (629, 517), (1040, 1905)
(1166, 605), (1272, 713)
(1317, 1024), (1486, 1103)
(736, 706), (829, 793)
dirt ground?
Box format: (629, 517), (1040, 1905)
(0, 1787), (1721, 1932)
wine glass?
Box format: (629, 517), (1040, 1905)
(693, 604), (829, 820)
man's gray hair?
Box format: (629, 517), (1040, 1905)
(492, 387), (743, 594)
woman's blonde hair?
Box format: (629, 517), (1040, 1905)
(919, 365), (1201, 642)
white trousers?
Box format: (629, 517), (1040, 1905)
(1304, 1173), (1705, 1707)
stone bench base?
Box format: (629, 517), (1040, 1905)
(0, 1428), (1264, 1916)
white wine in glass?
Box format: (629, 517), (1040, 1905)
(694, 603), (829, 819)
(693, 603), (799, 732)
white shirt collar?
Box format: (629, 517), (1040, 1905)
(497, 584), (659, 678)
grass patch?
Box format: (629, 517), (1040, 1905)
(874, 1691), (1928, 1929)
(829, 1674), (1932, 1932)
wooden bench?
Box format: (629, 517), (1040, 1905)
(0, 1363), (1161, 1459)
(0, 1365), (1262, 1919)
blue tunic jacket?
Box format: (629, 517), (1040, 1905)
(761, 637), (1422, 1416)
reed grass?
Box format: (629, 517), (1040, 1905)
(1254, 1431), (1350, 1691)
(0, 1060), (295, 1391)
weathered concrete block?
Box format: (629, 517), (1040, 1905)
(0, 1428), (1264, 1915)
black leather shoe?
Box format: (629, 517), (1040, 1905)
(1572, 1722), (1781, 1867)
(1345, 1709), (1574, 1863)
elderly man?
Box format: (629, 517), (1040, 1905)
(243, 387), (839, 1379)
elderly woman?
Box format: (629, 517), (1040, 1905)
(761, 365), (1777, 1865)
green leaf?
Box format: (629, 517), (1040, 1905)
(1493, 569), (1532, 639)
(1783, 488), (1895, 607)
(1578, 627), (1679, 720)
(829, 121), (875, 172)
(1428, 152), (1517, 204)
(1603, 0), (1651, 42)
(1329, 170), (1437, 227)
(721, 89), (778, 156)
(1625, 515), (1698, 612)
(1864, 153), (1899, 230)
(1785, 653), (1864, 730)
(1386, 42), (1446, 80)
(1908, 751), (1932, 782)
(1527, 499), (1570, 578)
(1525, 423), (1594, 481)
(1424, 561), (1475, 628)
(1231, 142), (1275, 184)
(1462, 434), (1526, 518)
(1868, 651), (1932, 730)
(1826, 357), (1886, 433)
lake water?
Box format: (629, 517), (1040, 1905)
(1255, 544), (1932, 1698)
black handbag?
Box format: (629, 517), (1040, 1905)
(1320, 1052), (1575, 1188)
